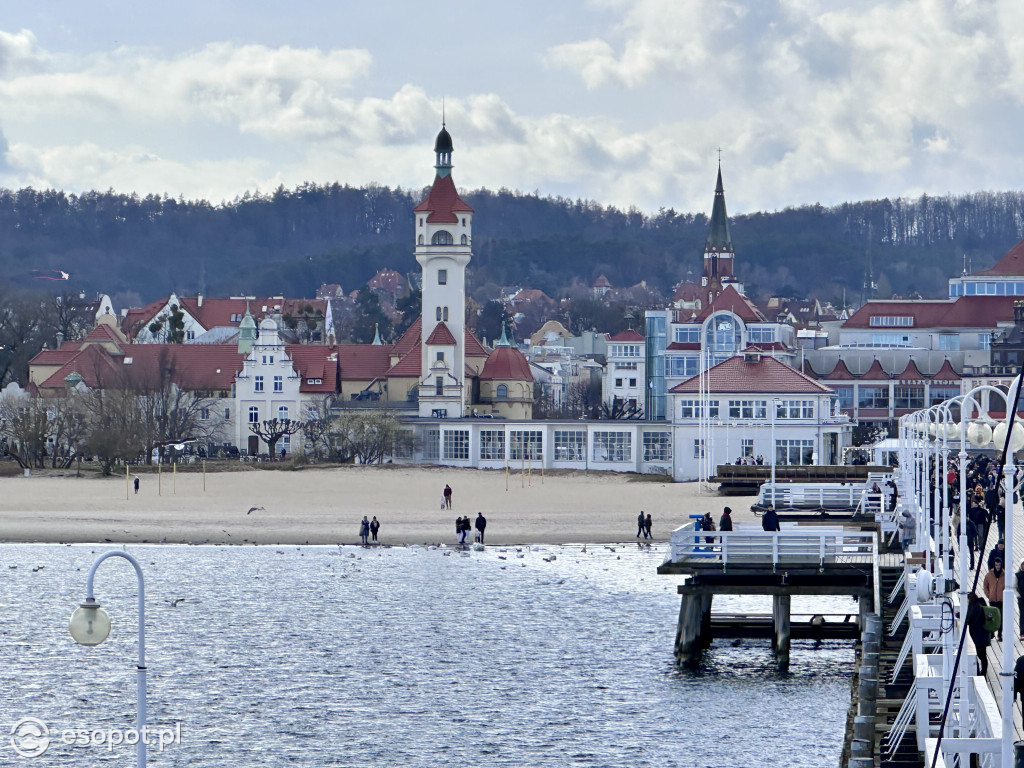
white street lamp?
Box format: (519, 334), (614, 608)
(70, 550), (148, 768)
(770, 398), (782, 508)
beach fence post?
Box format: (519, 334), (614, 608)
(521, 454), (525, 487)
(173, 461), (177, 495)
(505, 460), (509, 492)
(125, 464), (129, 500)
(158, 461), (162, 496)
(203, 459), (206, 492)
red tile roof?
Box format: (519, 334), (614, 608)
(843, 296), (1017, 329)
(31, 345), (83, 366)
(83, 323), (126, 345)
(823, 359), (857, 380)
(391, 317), (422, 358)
(413, 174), (473, 223)
(897, 359), (927, 381)
(670, 355), (831, 394)
(480, 346), (533, 381)
(666, 342), (700, 351)
(931, 359), (961, 381)
(672, 282), (702, 302)
(335, 344), (394, 380)
(976, 236), (1024, 276)
(425, 322), (458, 345)
(609, 329), (644, 342)
(386, 344), (423, 377)
(695, 284), (765, 323)
(465, 329), (489, 358)
(286, 346), (339, 393)
(859, 359), (890, 379)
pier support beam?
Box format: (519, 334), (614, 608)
(674, 590), (713, 668)
(772, 594), (791, 670)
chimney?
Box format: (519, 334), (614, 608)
(55, 332), (64, 350)
(198, 293), (204, 308)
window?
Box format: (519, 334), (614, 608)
(593, 431), (631, 462)
(278, 406), (289, 421)
(480, 430), (505, 460)
(423, 428), (441, 460)
(461, 217), (466, 226)
(438, 269), (448, 285)
(248, 406), (259, 423)
(693, 439), (704, 459)
(307, 378), (322, 385)
(431, 230), (454, 245)
(460, 234), (468, 245)
(678, 400), (719, 419)
(200, 407), (210, 421)
(615, 362), (638, 370)
(443, 430), (470, 460)
(728, 400), (767, 420)
(776, 400), (814, 419)
(741, 439), (753, 457)
(418, 235), (424, 245)
(254, 376), (264, 392)
(262, 355), (274, 364)
(553, 430), (586, 461)
(224, 408), (231, 420)
(273, 375), (283, 393)
(979, 333), (992, 350)
(869, 316), (914, 327)
(893, 386), (924, 410)
(496, 384), (508, 400)
(510, 430), (543, 461)
(746, 326), (776, 344)
(435, 376), (444, 396)
(629, 378), (637, 387)
(186, 330), (195, 341)
(870, 333), (912, 347)
(436, 307), (442, 321)
(642, 432), (672, 462)
(930, 386), (960, 405)
(667, 356), (699, 377)
(834, 387), (854, 409)
(615, 378), (623, 387)
(858, 386), (889, 409)
(673, 327), (701, 343)
(609, 344), (641, 357)
(937, 334), (960, 351)
(419, 217), (424, 227)
(436, 351), (445, 362)
(443, 307), (449, 322)
(776, 439), (815, 466)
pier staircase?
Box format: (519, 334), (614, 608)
(874, 563), (924, 768)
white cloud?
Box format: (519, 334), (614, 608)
(0, 29), (50, 75)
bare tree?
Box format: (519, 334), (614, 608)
(249, 418), (303, 457)
(332, 410), (402, 465)
(301, 396), (335, 460)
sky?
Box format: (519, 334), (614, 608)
(1, 0), (1023, 215)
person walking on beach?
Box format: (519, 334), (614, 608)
(359, 516), (370, 546)
(644, 513), (653, 540)
(761, 505), (781, 532)
(369, 516), (380, 543)
(720, 507), (733, 532)
(637, 511), (646, 539)
(133, 476), (140, 494)
(984, 559), (1006, 642)
(444, 484), (453, 509)
(475, 512), (487, 544)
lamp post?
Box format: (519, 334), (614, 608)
(69, 550), (147, 768)
(769, 398), (782, 508)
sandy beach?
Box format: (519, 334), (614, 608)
(0, 465), (757, 546)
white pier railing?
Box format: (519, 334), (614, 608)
(666, 522), (877, 569)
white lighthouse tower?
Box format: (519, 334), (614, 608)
(415, 124), (474, 418)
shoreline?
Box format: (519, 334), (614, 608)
(0, 464), (758, 547)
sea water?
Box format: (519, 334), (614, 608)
(0, 543), (853, 767)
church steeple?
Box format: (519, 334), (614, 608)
(434, 122), (454, 178)
(702, 160), (739, 299)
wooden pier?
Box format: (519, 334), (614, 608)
(658, 522), (882, 670)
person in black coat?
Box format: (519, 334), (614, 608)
(475, 512), (487, 543)
(761, 505), (781, 532)
(966, 593), (992, 677)
(719, 507), (733, 532)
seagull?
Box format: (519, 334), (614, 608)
(169, 598), (185, 608)
(247, 506), (264, 515)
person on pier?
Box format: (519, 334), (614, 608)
(966, 593), (992, 677)
(761, 505), (780, 532)
(984, 559), (1006, 642)
(719, 507), (733, 532)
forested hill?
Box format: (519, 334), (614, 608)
(2, 184), (1023, 307)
